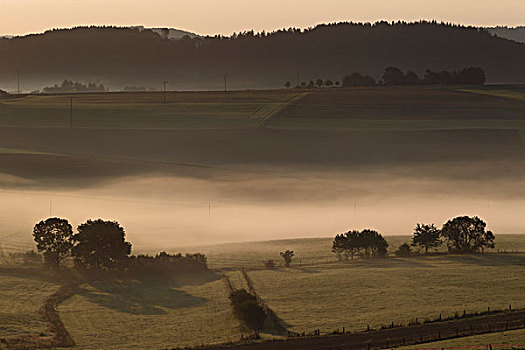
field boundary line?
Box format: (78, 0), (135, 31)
(240, 268), (288, 335)
(3, 281), (78, 349)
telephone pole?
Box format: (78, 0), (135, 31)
(17, 70), (20, 94)
(70, 97), (73, 127)
(161, 81), (168, 103)
(224, 73), (228, 92)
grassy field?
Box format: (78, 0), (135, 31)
(396, 328), (525, 349)
(0, 269), (60, 339)
(59, 272), (243, 349)
(247, 253), (525, 335)
(0, 90), (302, 129)
(184, 235), (525, 269)
(1, 236), (525, 349)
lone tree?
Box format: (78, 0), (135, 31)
(284, 81), (291, 89)
(33, 217), (74, 267)
(280, 250), (294, 267)
(441, 216), (495, 254)
(72, 219), (132, 269)
(411, 223), (442, 253)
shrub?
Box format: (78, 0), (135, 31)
(229, 289), (266, 330)
(280, 250), (294, 267)
(264, 259), (277, 268)
(395, 243), (412, 257)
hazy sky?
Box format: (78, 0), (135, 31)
(0, 0), (524, 36)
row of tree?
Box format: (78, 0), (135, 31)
(287, 66), (486, 90)
(285, 79), (341, 89)
(32, 217), (207, 272)
(334, 216), (495, 260)
(397, 216), (495, 256)
(42, 80), (106, 93)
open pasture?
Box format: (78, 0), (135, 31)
(247, 253), (525, 335)
(0, 90), (301, 129)
(186, 235), (525, 269)
(59, 272), (243, 349)
(270, 86), (525, 131)
(395, 328), (525, 349)
(0, 268), (60, 339)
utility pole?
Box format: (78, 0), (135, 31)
(70, 97), (73, 127)
(17, 70), (20, 94)
(296, 71), (300, 87)
(224, 73), (228, 92)
(161, 81), (168, 103)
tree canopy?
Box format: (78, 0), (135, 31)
(411, 223), (442, 253)
(32, 217), (74, 267)
(71, 219), (132, 269)
(441, 216), (495, 253)
(332, 229), (389, 259)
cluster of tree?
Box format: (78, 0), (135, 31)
(43, 80), (106, 93)
(285, 79), (340, 89)
(383, 66), (486, 85)
(229, 289), (266, 331)
(396, 216), (495, 256)
(123, 85), (147, 91)
(32, 217), (207, 272)
(0, 89), (8, 98)
(332, 229), (389, 260)
(2, 21), (522, 90)
(129, 252), (208, 275)
(342, 66), (486, 87)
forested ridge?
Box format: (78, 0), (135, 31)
(1, 21), (524, 90)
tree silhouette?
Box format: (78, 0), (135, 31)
(332, 229), (388, 259)
(411, 223), (442, 253)
(316, 78), (324, 87)
(382, 66), (405, 85)
(280, 250), (294, 267)
(284, 81), (291, 89)
(324, 79), (334, 86)
(441, 216), (495, 253)
(72, 219), (132, 269)
(33, 217), (74, 267)
(395, 243), (412, 257)
(343, 72), (376, 87)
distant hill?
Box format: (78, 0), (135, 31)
(132, 26), (201, 40)
(486, 26), (525, 44)
(1, 22), (525, 91)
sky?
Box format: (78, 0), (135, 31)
(0, 0), (524, 36)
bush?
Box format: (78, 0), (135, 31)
(264, 259), (277, 268)
(395, 243), (412, 257)
(280, 250), (294, 267)
(229, 289), (266, 331)
(129, 252), (208, 276)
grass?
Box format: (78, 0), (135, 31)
(395, 328), (525, 349)
(247, 253), (525, 335)
(2, 86), (525, 131)
(0, 270), (60, 338)
(59, 272), (243, 349)
(185, 235), (525, 269)
(0, 90), (302, 129)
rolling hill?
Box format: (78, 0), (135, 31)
(0, 22), (525, 92)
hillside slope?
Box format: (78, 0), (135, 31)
(0, 22), (525, 91)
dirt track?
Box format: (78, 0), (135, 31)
(223, 309), (525, 350)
